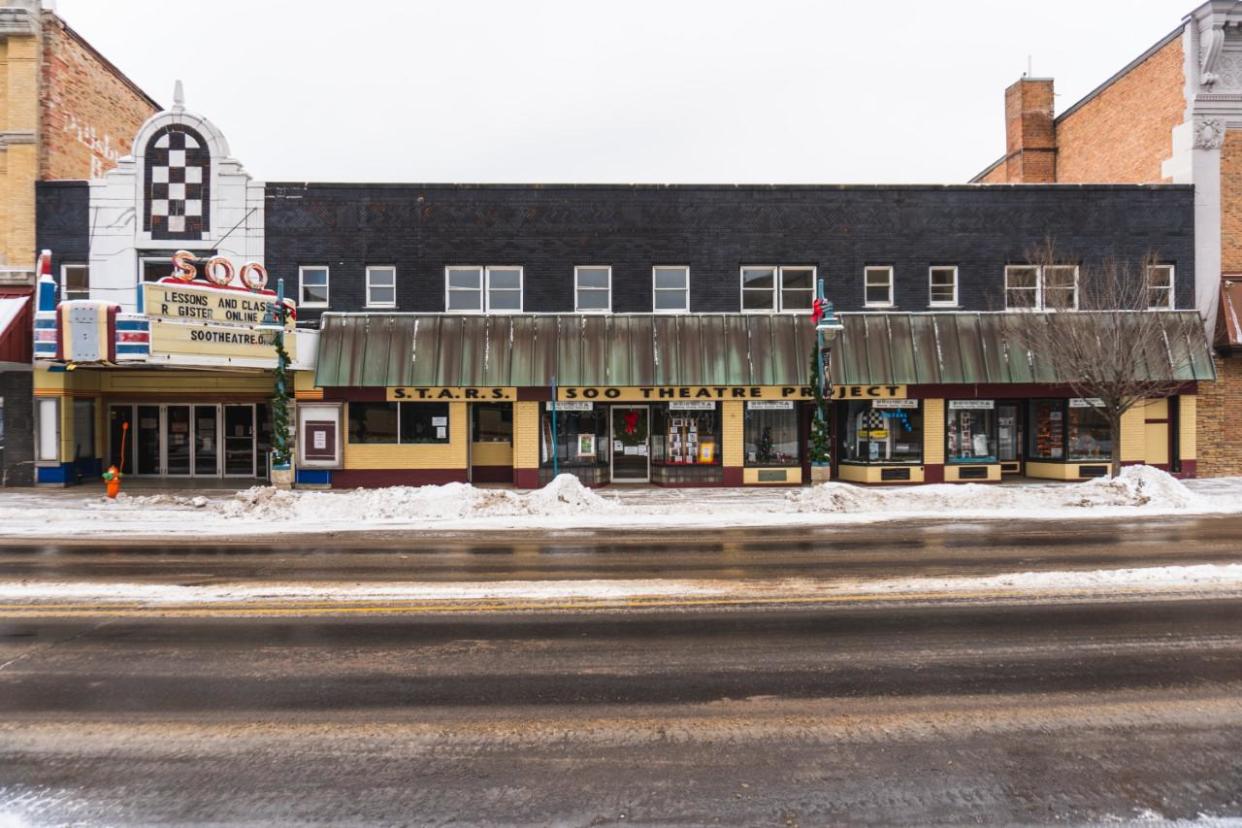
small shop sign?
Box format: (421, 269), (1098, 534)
(387, 387), (517, 401)
(747, 400), (794, 410)
(1069, 398), (1106, 408)
(873, 398), (919, 409)
(949, 400), (995, 410)
(554, 401), (594, 411)
(668, 401), (717, 410)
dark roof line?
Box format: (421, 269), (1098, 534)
(264, 181), (1192, 192)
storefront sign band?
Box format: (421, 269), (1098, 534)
(387, 387), (518, 401)
(558, 386), (814, 402)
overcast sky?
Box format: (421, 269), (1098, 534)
(54, 0), (1190, 184)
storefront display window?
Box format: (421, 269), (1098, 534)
(842, 400), (922, 464)
(348, 402), (450, 444)
(471, 403), (512, 443)
(1067, 400), (1113, 460)
(540, 404), (607, 467)
(652, 404), (721, 465)
(1028, 399), (1065, 460)
(946, 400), (997, 464)
(744, 402), (799, 466)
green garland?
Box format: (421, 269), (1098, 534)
(271, 328), (293, 467)
(809, 339), (830, 463)
(615, 414), (648, 446)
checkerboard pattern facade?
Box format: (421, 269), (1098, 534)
(143, 125), (210, 240)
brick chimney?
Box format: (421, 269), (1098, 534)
(1003, 78), (1057, 183)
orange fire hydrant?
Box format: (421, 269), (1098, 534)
(102, 465), (122, 499)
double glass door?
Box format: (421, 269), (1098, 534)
(109, 403), (264, 478)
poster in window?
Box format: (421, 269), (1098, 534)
(577, 434), (596, 458)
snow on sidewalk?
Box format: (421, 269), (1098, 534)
(4, 563), (1242, 608)
(0, 465), (1238, 539)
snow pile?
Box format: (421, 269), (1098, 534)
(1063, 464), (1201, 508)
(219, 473), (621, 524)
(788, 465), (1211, 516)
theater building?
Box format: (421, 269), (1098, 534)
(31, 93), (316, 485)
(31, 97), (1214, 487)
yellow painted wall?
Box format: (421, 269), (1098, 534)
(293, 371), (323, 400)
(743, 467), (804, 485)
(513, 401), (540, 469)
(945, 464), (1002, 482)
(838, 464), (926, 484)
(471, 442), (513, 466)
(1179, 395), (1197, 461)
(1120, 406), (1147, 463)
(1141, 399), (1170, 466)
(923, 399), (945, 465)
(1025, 461), (1110, 480)
(343, 401), (467, 470)
(723, 400), (743, 467)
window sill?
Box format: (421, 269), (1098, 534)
(300, 302), (329, 309)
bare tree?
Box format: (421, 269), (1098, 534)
(1002, 241), (1208, 477)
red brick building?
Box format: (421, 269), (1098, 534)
(0, 0), (158, 484)
(973, 1), (1242, 477)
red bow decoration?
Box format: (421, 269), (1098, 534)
(623, 410), (638, 435)
(811, 298), (825, 324)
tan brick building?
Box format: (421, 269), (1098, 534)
(973, 1), (1242, 477)
(0, 0), (157, 485)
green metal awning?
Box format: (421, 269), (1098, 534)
(315, 313), (817, 388)
(831, 311), (1216, 386)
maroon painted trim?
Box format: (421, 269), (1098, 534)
(514, 468), (540, 489)
(517, 387), (553, 401)
(723, 466), (743, 486)
(106, 305), (118, 363)
(322, 387), (387, 402)
(1180, 459), (1197, 478)
(924, 463), (944, 483)
(55, 304), (65, 362)
(903, 383), (1199, 399)
(331, 469), (468, 488)
(470, 465), (514, 484)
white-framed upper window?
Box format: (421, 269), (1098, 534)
(1005, 264), (1078, 311)
(928, 266), (958, 307)
(1146, 264), (1175, 310)
(445, 266), (523, 313)
(299, 266), (330, 308)
(864, 266), (894, 307)
(740, 266), (816, 313)
(61, 264), (90, 301)
(575, 266), (612, 313)
(653, 266), (690, 313)
(365, 266), (396, 308)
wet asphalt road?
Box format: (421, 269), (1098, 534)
(1, 518), (1242, 825)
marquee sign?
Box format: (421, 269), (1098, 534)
(144, 282), (293, 328)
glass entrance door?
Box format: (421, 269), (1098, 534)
(165, 406), (192, 476)
(610, 406), (650, 482)
(136, 405), (161, 475)
(224, 404), (255, 476)
(194, 405), (219, 476)
(998, 403), (1021, 464)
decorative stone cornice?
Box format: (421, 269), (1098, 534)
(0, 130), (36, 149)
(0, 2), (40, 38)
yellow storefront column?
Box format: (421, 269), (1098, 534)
(1120, 405), (1147, 464)
(722, 400), (744, 485)
(1180, 395), (1197, 474)
(513, 401), (541, 488)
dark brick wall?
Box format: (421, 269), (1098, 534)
(263, 183), (1195, 323)
(36, 180), (90, 279)
(0, 370), (34, 486)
